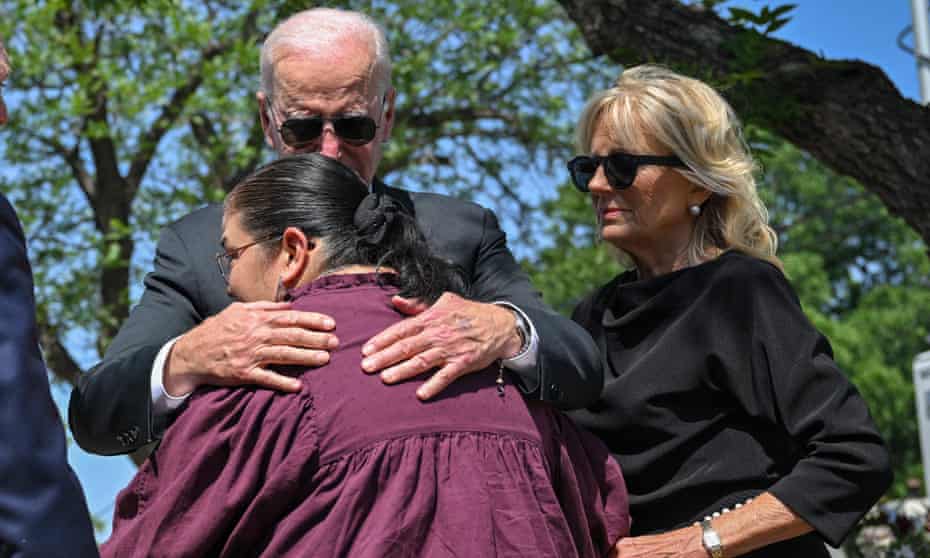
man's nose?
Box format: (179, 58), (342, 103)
(318, 122), (341, 159)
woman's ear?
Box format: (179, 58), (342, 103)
(279, 227), (312, 288)
(688, 185), (713, 209)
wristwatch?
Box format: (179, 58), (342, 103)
(700, 519), (724, 558)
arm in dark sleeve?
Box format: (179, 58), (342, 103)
(468, 207), (603, 410)
(725, 262), (892, 546)
(0, 195), (99, 558)
(69, 222), (207, 456)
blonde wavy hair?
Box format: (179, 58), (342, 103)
(576, 64), (781, 270)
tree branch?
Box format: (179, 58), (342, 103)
(557, 0), (930, 248)
(460, 139), (534, 218)
(127, 1), (264, 193)
(28, 132), (96, 199)
(125, 41), (229, 193)
(35, 318), (83, 388)
(404, 105), (508, 129)
(188, 111), (267, 193)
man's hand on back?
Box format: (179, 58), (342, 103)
(360, 293), (524, 400)
(163, 301), (338, 396)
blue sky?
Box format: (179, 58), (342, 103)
(754, 0), (923, 102)
(51, 0), (927, 541)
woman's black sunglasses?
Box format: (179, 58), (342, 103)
(280, 114), (379, 148)
(567, 152), (688, 192)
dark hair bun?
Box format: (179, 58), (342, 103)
(353, 192), (404, 245)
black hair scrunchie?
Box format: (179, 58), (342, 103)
(353, 192), (403, 245)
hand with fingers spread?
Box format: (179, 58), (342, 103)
(360, 292), (524, 400)
(163, 300), (338, 396)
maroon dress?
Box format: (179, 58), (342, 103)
(103, 273), (629, 558)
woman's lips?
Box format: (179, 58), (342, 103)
(600, 207), (627, 220)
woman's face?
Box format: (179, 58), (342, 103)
(220, 212), (284, 302)
(587, 118), (703, 263)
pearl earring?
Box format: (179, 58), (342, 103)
(688, 204), (702, 216)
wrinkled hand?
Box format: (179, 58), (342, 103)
(360, 293), (523, 400)
(164, 301), (338, 396)
(610, 528), (705, 558)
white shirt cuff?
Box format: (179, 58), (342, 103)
(492, 302), (539, 372)
(151, 336), (191, 416)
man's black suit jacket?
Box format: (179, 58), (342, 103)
(0, 194), (98, 558)
(69, 182), (603, 455)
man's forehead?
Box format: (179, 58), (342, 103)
(274, 86), (373, 114)
(273, 40), (376, 87)
(272, 53), (377, 116)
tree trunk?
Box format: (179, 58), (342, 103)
(557, 0), (930, 248)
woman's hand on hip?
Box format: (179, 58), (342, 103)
(611, 526), (706, 558)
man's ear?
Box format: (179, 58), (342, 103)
(379, 86), (397, 142)
(279, 226), (312, 288)
(257, 91), (276, 149)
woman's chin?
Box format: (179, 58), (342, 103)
(600, 224), (636, 247)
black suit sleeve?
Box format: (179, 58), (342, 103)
(469, 207), (603, 410)
(0, 195), (99, 558)
(69, 217), (210, 455)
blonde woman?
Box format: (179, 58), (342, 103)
(566, 65), (891, 557)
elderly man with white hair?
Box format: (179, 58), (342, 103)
(69, 8), (602, 458)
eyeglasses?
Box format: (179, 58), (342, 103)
(215, 234), (282, 282)
(567, 152), (688, 192)
(276, 96), (387, 149)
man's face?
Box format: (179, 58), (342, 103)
(258, 40), (395, 185)
(0, 42), (9, 126)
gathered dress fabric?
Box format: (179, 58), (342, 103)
(568, 251), (892, 557)
(102, 273), (629, 558)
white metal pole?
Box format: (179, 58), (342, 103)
(912, 0), (930, 104)
(914, 351), (930, 496)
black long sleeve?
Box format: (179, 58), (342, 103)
(569, 250), (891, 552)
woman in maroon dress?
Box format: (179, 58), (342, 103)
(102, 153), (629, 558)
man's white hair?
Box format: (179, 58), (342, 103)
(260, 8), (392, 99)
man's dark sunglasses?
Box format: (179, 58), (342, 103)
(567, 152), (688, 192)
(279, 114), (378, 148)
